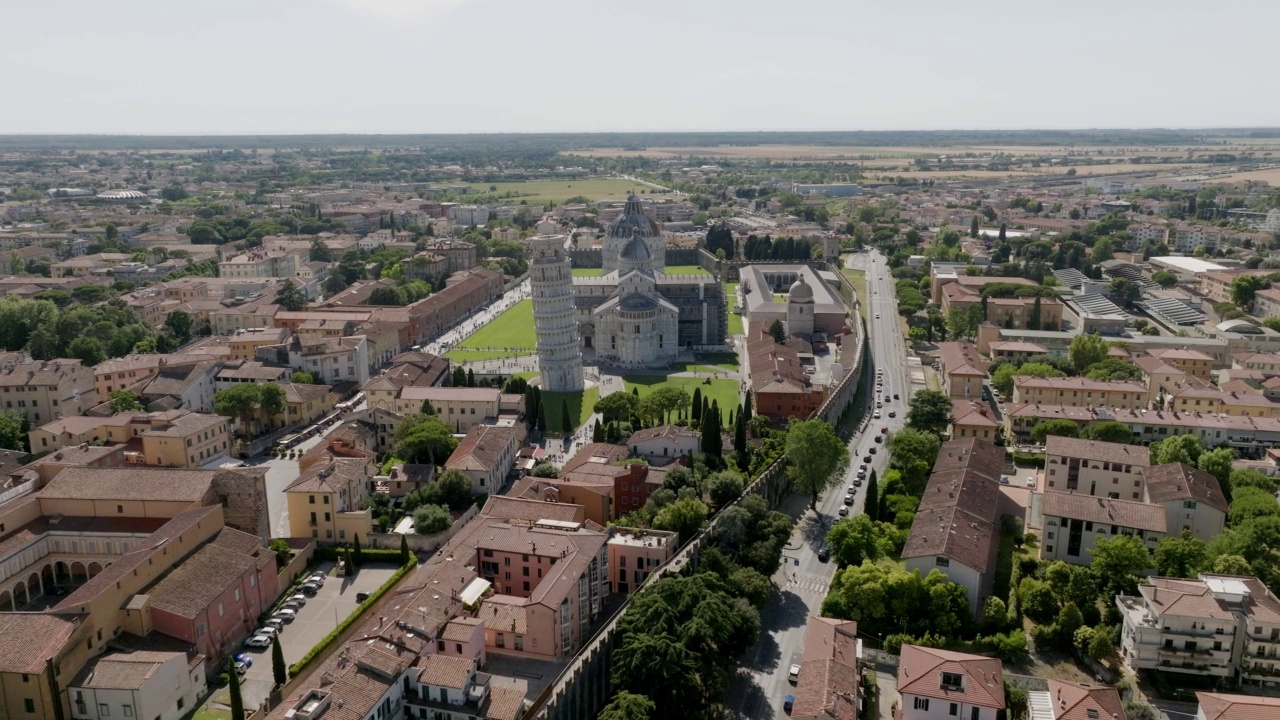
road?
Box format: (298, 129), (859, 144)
(727, 249), (911, 719)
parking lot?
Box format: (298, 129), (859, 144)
(233, 562), (401, 710)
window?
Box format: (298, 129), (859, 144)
(309, 495), (315, 504)
(123, 705), (134, 718)
(100, 704), (111, 716)
(1183, 500), (1197, 509)
(950, 702), (959, 716)
(178, 698), (185, 710)
(941, 671), (964, 689)
(913, 697), (930, 711)
(324, 496), (330, 504)
(935, 557), (950, 568)
(117, 504), (124, 514)
(25, 700), (36, 713)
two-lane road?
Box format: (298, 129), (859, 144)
(727, 249), (913, 719)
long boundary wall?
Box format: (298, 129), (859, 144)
(522, 259), (868, 720)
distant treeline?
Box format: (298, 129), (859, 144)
(3, 128), (1280, 151)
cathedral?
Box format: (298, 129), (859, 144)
(531, 196), (728, 389)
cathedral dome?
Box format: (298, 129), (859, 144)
(620, 234), (651, 261)
(788, 278), (814, 302)
(607, 195), (661, 239)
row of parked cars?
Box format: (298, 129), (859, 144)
(244, 572), (328, 649)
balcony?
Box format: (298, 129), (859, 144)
(1241, 661), (1280, 678)
(1159, 647), (1217, 659)
(1161, 626), (1224, 639)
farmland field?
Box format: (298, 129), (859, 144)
(463, 178), (676, 205)
(1202, 167), (1280, 186)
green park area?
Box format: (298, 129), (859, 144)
(444, 299), (536, 363)
(840, 264), (869, 320)
(622, 376), (740, 416)
(725, 282), (744, 335)
(571, 268), (604, 277)
(464, 178), (673, 205)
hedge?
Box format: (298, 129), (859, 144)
(1011, 452), (1045, 468)
(315, 547), (403, 564)
(288, 559), (416, 676)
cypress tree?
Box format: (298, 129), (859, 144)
(592, 422), (604, 442)
(421, 399), (435, 415)
(692, 388), (703, 423)
(228, 658), (245, 720)
(864, 469), (879, 523)
(272, 632), (288, 687)
(352, 534), (363, 567)
(466, 368), (475, 387)
(399, 534), (411, 565)
(561, 399), (571, 435)
(743, 391), (753, 425)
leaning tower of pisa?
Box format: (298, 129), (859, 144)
(529, 234), (584, 392)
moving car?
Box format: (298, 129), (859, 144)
(873, 411), (881, 419)
(853, 478), (862, 486)
(888, 410), (896, 418)
(874, 435), (883, 443)
(235, 653), (253, 667)
(245, 635), (272, 648)
(863, 455), (872, 463)
(881, 427), (889, 434)
(817, 546), (831, 562)
(893, 393), (899, 400)
(789, 664), (801, 683)
(234, 660), (250, 675)
(868, 446), (877, 455)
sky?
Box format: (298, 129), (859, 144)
(3, 0), (1278, 135)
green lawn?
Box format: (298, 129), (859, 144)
(571, 268), (605, 277)
(663, 265), (712, 276)
(725, 283), (744, 335)
(542, 387), (600, 435)
(192, 709), (230, 720)
(622, 376), (740, 416)
(463, 179), (675, 205)
(840, 265), (869, 321)
(445, 299), (536, 364)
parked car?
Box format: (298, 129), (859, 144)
(245, 635), (272, 648)
(309, 573), (326, 586)
(853, 478), (862, 486)
(264, 618), (285, 633)
(863, 455), (872, 464)
(234, 660), (250, 675)
(785, 694), (795, 713)
(287, 594), (307, 606)
(274, 608), (297, 622)
(300, 582), (320, 595)
(1000, 475), (1010, 485)
(873, 411), (881, 419)
(838, 506), (849, 517)
(789, 664), (801, 683)
(235, 653), (253, 667)
(874, 435), (883, 443)
(1026, 477), (1037, 488)
(868, 446), (877, 455)
(356, 591), (371, 603)
(844, 494), (854, 506)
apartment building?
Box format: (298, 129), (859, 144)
(284, 457), (373, 543)
(1147, 348), (1214, 381)
(1117, 574), (1280, 682)
(1144, 463), (1228, 542)
(209, 296), (281, 336)
(1174, 226), (1223, 253)
(398, 387), (502, 432)
(262, 334), (369, 387)
(950, 400), (1001, 441)
(1253, 287), (1280, 320)
(940, 284), (1063, 331)
(29, 411), (230, 468)
(936, 342), (987, 401)
(627, 424), (700, 462)
(217, 248), (306, 279)
(448, 205), (489, 227)
(790, 616), (861, 720)
(1039, 491), (1165, 564)
(92, 354), (219, 403)
(445, 424), (518, 494)
(1011, 376), (1146, 409)
(1129, 223), (1170, 248)
(902, 438), (1005, 616)
(606, 528), (677, 595)
(1043, 436), (1149, 499)
(0, 358), (95, 425)
(897, 645), (1004, 720)
(418, 238), (477, 273)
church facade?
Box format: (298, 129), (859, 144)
(531, 195), (727, 372)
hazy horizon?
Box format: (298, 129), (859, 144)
(5, 0), (1278, 135)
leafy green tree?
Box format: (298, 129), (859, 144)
(1078, 421), (1134, 444)
(1151, 434), (1204, 466)
(598, 692), (657, 720)
(560, 398), (572, 434)
(1083, 358), (1144, 382)
(1152, 270), (1179, 288)
(1232, 274), (1269, 307)
(905, 389), (952, 436)
(1154, 530), (1208, 578)
(422, 469), (476, 512)
(1197, 447), (1234, 502)
(1031, 419), (1079, 444)
(946, 306), (977, 341)
(413, 504), (452, 534)
(291, 371), (318, 384)
(700, 405), (722, 456)
(0, 410), (28, 452)
(691, 387), (702, 423)
(1229, 487), (1280, 524)
(863, 469), (879, 522)
(67, 336), (106, 366)
(108, 389), (144, 413)
(768, 318), (786, 344)
(274, 282), (307, 311)
(991, 361), (1064, 396)
(1068, 333), (1109, 373)
(785, 420), (849, 508)
(215, 383), (264, 430)
(653, 497), (708, 540)
(827, 515), (899, 567)
(707, 471), (744, 510)
(260, 383), (286, 418)
(888, 429), (942, 495)
(1020, 580), (1060, 624)
(394, 414), (458, 464)
(594, 392), (640, 423)
(1056, 602), (1085, 651)
(272, 633), (287, 686)
(1231, 468), (1279, 495)
(1090, 535), (1150, 595)
(309, 238), (333, 262)
(1088, 628), (1114, 662)
(165, 309), (193, 344)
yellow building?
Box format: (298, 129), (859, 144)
(227, 327), (290, 361)
(0, 359), (96, 427)
(285, 457), (373, 543)
(1146, 348), (1214, 381)
(275, 383), (336, 427)
(30, 411), (231, 469)
(1012, 376), (1147, 409)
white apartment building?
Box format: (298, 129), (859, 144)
(1039, 492), (1165, 565)
(1174, 226), (1223, 253)
(1117, 574), (1280, 684)
(1128, 223), (1170, 249)
(283, 335), (369, 387)
(69, 651), (206, 720)
(1043, 436), (1149, 500)
(217, 248), (306, 279)
(448, 205), (489, 228)
(897, 645), (1005, 720)
(1252, 287), (1280, 321)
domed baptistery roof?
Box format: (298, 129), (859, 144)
(620, 234), (652, 261)
(789, 278), (814, 301)
(607, 195), (661, 239)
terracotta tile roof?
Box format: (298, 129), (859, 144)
(481, 596), (529, 635)
(950, 400), (999, 428)
(483, 685), (526, 720)
(481, 496), (584, 524)
(445, 425), (515, 473)
(0, 614), (81, 674)
(74, 651), (184, 690)
(791, 616), (860, 720)
(627, 424), (699, 444)
(210, 526), (264, 556)
(1139, 577), (1236, 621)
(441, 617), (485, 642)
(417, 654), (474, 689)
(902, 506), (994, 572)
(931, 438), (1004, 481)
(1014, 376), (1146, 394)
(281, 382), (331, 404)
(1042, 491), (1167, 533)
(402, 386), (500, 403)
(286, 457), (369, 494)
(148, 543), (259, 619)
(1144, 463), (1228, 513)
(937, 342), (988, 378)
(38, 466), (216, 502)
(897, 645), (1004, 710)
(1197, 692), (1280, 720)
(1045, 680), (1125, 720)
(1045, 436), (1150, 467)
(560, 443), (630, 473)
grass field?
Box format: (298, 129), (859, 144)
(571, 268), (605, 277)
(1206, 166), (1280, 186)
(725, 283), (744, 335)
(445, 299), (536, 363)
(464, 178), (675, 205)
(840, 265), (869, 321)
(192, 708), (230, 720)
(623, 376), (740, 415)
(663, 265), (712, 276)
(542, 387), (600, 435)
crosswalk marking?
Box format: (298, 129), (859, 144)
(781, 573), (830, 596)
